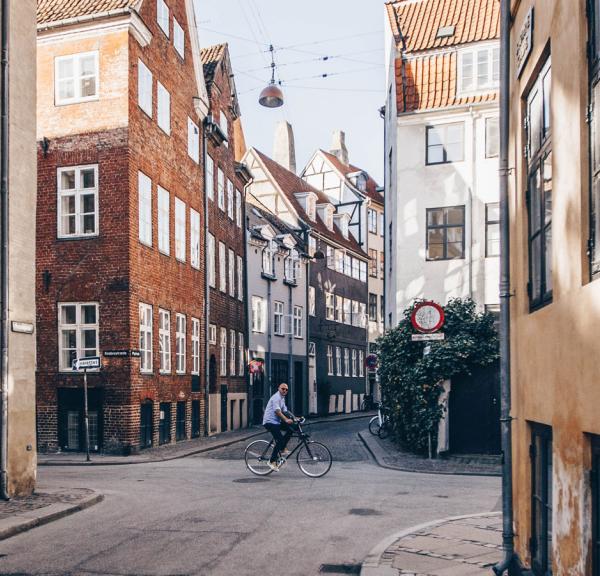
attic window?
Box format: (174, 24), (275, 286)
(436, 25), (455, 39)
(307, 195), (316, 221)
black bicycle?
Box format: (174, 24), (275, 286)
(360, 394), (376, 412)
(244, 417), (333, 478)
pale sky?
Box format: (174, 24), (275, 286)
(194, 0), (386, 184)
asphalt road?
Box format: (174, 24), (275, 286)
(0, 418), (501, 576)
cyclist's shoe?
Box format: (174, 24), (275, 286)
(268, 461), (280, 472)
(280, 449), (291, 457)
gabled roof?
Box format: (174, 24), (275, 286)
(200, 43), (227, 87)
(385, 0), (500, 53)
(247, 200), (306, 253)
(252, 149), (368, 258)
(319, 150), (383, 206)
(37, 0), (139, 25)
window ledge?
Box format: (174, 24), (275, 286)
(55, 95), (100, 107)
(261, 272), (276, 281)
(57, 234), (99, 241)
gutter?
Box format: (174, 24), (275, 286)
(0, 0), (9, 500)
(36, 9), (130, 32)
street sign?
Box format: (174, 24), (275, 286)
(103, 350), (129, 358)
(365, 354), (378, 371)
(411, 333), (445, 342)
(72, 356), (101, 370)
(411, 301), (445, 334)
(130, 350), (141, 358)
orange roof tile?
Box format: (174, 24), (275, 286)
(200, 43), (227, 87)
(37, 0), (138, 25)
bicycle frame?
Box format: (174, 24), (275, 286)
(260, 423), (311, 462)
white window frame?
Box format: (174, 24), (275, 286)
(190, 208), (200, 269)
(227, 179), (234, 219)
(237, 255), (244, 301)
(208, 323), (217, 345)
(327, 345), (333, 376)
(359, 349), (364, 377)
(344, 348), (350, 377)
(137, 59), (153, 117)
(325, 292), (334, 320)
(55, 51), (99, 106)
(57, 165), (99, 238)
(219, 241), (226, 292)
(175, 197), (186, 262)
(220, 328), (227, 376)
(274, 301), (284, 336)
(159, 308), (171, 373)
(230, 329), (236, 376)
(157, 81), (171, 135)
(352, 349), (357, 377)
(157, 0), (170, 37)
(336, 346), (342, 376)
(335, 295), (343, 323)
(236, 190), (242, 227)
(139, 303), (153, 373)
(208, 233), (216, 287)
(309, 286), (316, 316)
(187, 117), (199, 163)
(293, 306), (303, 338)
(138, 171), (152, 246)
(238, 332), (244, 376)
(176, 313), (186, 374)
(218, 168), (225, 210)
(252, 296), (265, 333)
(352, 300), (359, 327)
(228, 248), (235, 297)
(191, 317), (200, 375)
(158, 186), (170, 255)
(58, 302), (99, 372)
(206, 155), (214, 201)
(359, 261), (367, 283)
(220, 111), (228, 146)
(173, 17), (185, 58)
(457, 44), (500, 95)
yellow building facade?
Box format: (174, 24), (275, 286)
(509, 0), (600, 572)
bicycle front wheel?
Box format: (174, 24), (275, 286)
(296, 441), (332, 478)
(245, 439), (274, 476)
(368, 416), (381, 436)
(377, 422), (390, 440)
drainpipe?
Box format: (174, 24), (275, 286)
(493, 0), (516, 572)
(287, 278), (293, 406)
(202, 130), (211, 437)
(0, 0), (10, 501)
(266, 273), (272, 397)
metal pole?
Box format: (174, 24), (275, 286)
(83, 368), (90, 462)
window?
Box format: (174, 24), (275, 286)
(380, 252), (385, 279)
(228, 249), (235, 297)
(206, 155), (214, 201)
(176, 314), (186, 374)
(158, 186), (170, 255)
(208, 323), (216, 345)
(139, 303), (152, 373)
(530, 424), (553, 575)
(220, 111), (228, 145)
(352, 300), (359, 327)
(173, 18), (184, 58)
(57, 165), (98, 238)
(369, 249), (378, 277)
(157, 0), (169, 37)
(219, 242), (227, 292)
(307, 195), (316, 221)
(592, 436), (600, 576)
(426, 123), (464, 164)
(308, 236), (317, 257)
(187, 118), (199, 163)
(486, 203), (500, 257)
(344, 348), (350, 377)
(368, 209), (378, 234)
(326, 245), (334, 268)
(230, 329), (236, 375)
(207, 233), (216, 287)
(486, 117), (499, 158)
(327, 345), (333, 375)
(227, 179), (234, 219)
(352, 349), (357, 377)
(157, 81), (170, 134)
(379, 213), (384, 237)
(238, 333), (244, 376)
(285, 250), (300, 283)
(369, 293), (378, 323)
(309, 286), (315, 316)
(138, 171), (152, 246)
(335, 295), (343, 323)
(526, 59), (552, 309)
(236, 190), (242, 227)
(191, 318), (200, 375)
(262, 241), (275, 276)
(274, 301), (284, 335)
(217, 168), (225, 210)
(352, 257), (360, 279)
(336, 346), (342, 376)
(252, 296), (265, 333)
(175, 198), (186, 262)
(359, 350), (364, 377)
(336, 249), (344, 273)
(220, 328), (227, 376)
(359, 303), (367, 328)
(426, 206), (465, 260)
(359, 261), (367, 283)
(55, 51), (99, 105)
(344, 254), (352, 275)
(138, 59), (152, 117)
(159, 309), (171, 373)
(190, 208), (200, 269)
(343, 298), (352, 325)
(59, 303), (98, 371)
(458, 45), (499, 94)
(237, 255), (243, 301)
(293, 306), (303, 338)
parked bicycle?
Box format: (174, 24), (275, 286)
(244, 417), (333, 478)
(360, 394), (376, 412)
(368, 404), (390, 439)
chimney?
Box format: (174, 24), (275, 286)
(330, 130), (349, 166)
(273, 121), (296, 173)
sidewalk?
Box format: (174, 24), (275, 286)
(38, 411), (372, 466)
(0, 486), (102, 541)
(361, 513), (502, 576)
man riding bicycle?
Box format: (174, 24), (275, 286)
(263, 382), (296, 471)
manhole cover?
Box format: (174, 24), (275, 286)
(349, 508), (381, 516)
(319, 564), (361, 574)
(232, 477), (269, 483)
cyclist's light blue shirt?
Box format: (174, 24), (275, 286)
(263, 391), (287, 425)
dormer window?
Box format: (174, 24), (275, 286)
(334, 213), (350, 239)
(458, 45), (500, 95)
(262, 240), (276, 276)
(356, 174), (367, 192)
(294, 192), (317, 221)
(325, 206), (334, 230)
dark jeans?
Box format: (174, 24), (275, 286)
(264, 423), (293, 463)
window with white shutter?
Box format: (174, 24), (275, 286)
(137, 59), (152, 117)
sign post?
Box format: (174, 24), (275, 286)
(72, 356), (101, 462)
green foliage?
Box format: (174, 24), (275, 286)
(376, 298), (499, 454)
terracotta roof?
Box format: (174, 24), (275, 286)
(385, 0), (499, 53)
(37, 0), (138, 24)
(320, 150), (383, 205)
(253, 149), (368, 258)
(200, 43), (227, 87)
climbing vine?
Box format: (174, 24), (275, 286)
(376, 298), (499, 454)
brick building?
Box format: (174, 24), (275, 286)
(36, 0), (210, 454)
(200, 44), (249, 434)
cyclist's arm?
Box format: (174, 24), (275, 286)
(275, 408), (293, 425)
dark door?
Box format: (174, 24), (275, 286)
(293, 361), (304, 415)
(251, 371), (265, 425)
(448, 363), (500, 454)
(140, 401), (153, 449)
(159, 402), (171, 445)
(209, 355), (217, 393)
(271, 360), (288, 389)
(176, 401), (186, 441)
(220, 385), (228, 432)
(191, 400), (201, 438)
(57, 388), (103, 452)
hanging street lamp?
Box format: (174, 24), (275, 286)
(259, 45), (284, 108)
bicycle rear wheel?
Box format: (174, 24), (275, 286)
(368, 416), (381, 436)
(296, 441), (332, 478)
(245, 439), (274, 476)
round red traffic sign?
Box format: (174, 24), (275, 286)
(410, 301), (445, 334)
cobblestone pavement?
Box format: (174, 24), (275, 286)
(0, 488), (96, 519)
(362, 513), (502, 576)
